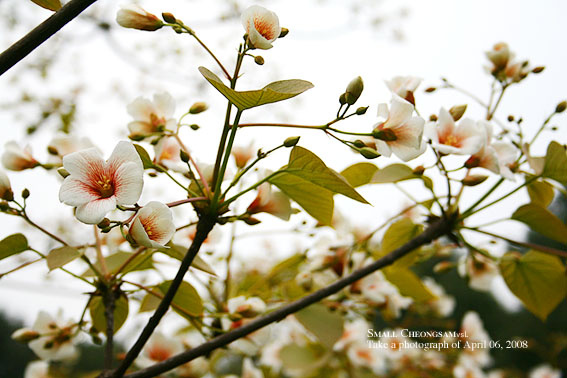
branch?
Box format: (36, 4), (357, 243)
(110, 215), (216, 378)
(0, 0), (99, 76)
(102, 285), (116, 371)
(122, 216), (454, 378)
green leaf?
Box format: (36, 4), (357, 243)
(199, 67), (313, 111)
(30, 0), (62, 11)
(82, 251), (154, 277)
(527, 180), (555, 207)
(0, 234), (29, 260)
(500, 250), (567, 321)
(133, 144), (154, 169)
(269, 147), (368, 225)
(163, 243), (217, 276)
(46, 246), (81, 271)
(139, 293), (160, 313)
(270, 173), (334, 225)
(511, 203), (567, 243)
(377, 218), (423, 267)
(158, 280), (203, 318)
(371, 163), (433, 189)
(542, 141), (567, 184)
(295, 304), (344, 349)
(340, 162), (379, 188)
(383, 267), (435, 302)
(279, 343), (327, 371)
(89, 294), (129, 335)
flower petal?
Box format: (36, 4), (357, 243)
(127, 97), (156, 120)
(59, 177), (99, 206)
(385, 96), (413, 127)
(153, 92), (175, 118)
(107, 141), (143, 171)
(62, 148), (105, 182)
(75, 197), (117, 224)
(113, 161), (144, 205)
(374, 140), (392, 157)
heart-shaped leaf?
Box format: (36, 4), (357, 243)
(199, 67), (313, 110)
(89, 294), (129, 335)
(527, 180), (555, 207)
(371, 163), (433, 190)
(542, 141), (567, 184)
(340, 162), (379, 188)
(511, 203), (567, 243)
(0, 234), (29, 260)
(295, 304), (344, 349)
(47, 246), (81, 271)
(500, 250), (567, 320)
(158, 280), (203, 318)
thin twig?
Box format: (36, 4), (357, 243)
(0, 0), (99, 76)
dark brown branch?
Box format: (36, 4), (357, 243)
(0, 0), (99, 76)
(122, 216), (454, 378)
(102, 286), (116, 371)
(110, 216), (216, 378)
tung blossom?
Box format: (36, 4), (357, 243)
(241, 5), (281, 49)
(426, 108), (485, 155)
(137, 332), (184, 368)
(2, 141), (39, 171)
(129, 201), (175, 249)
(247, 182), (292, 220)
(0, 169), (13, 200)
(21, 311), (78, 361)
(372, 96), (425, 162)
(228, 296), (267, 318)
(153, 136), (186, 172)
(116, 4), (163, 31)
(385, 75), (422, 104)
(127, 92), (176, 139)
(47, 134), (95, 162)
(59, 141), (144, 224)
(24, 360), (50, 378)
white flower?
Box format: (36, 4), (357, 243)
(24, 360), (50, 378)
(422, 277), (455, 317)
(0, 169), (13, 200)
(247, 182), (292, 221)
(334, 319), (387, 374)
(153, 136), (186, 172)
(241, 5), (281, 50)
(129, 201), (175, 249)
(385, 75), (422, 103)
(458, 253), (498, 292)
(116, 4), (163, 31)
(359, 271), (413, 318)
(232, 143), (255, 169)
(228, 296), (267, 318)
(2, 141), (39, 171)
(426, 108), (485, 155)
(372, 96), (425, 161)
(529, 364), (562, 378)
(47, 135), (95, 161)
(26, 311), (78, 362)
(459, 312), (492, 368)
(137, 332), (183, 368)
(59, 141), (144, 224)
(127, 92), (176, 139)
(334, 318), (369, 351)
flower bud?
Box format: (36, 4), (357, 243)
(449, 104), (467, 122)
(243, 216), (261, 225)
(179, 149), (189, 163)
(359, 147), (380, 159)
(21, 188), (30, 199)
(412, 165), (425, 176)
(11, 329), (40, 343)
(425, 87), (437, 93)
(57, 167), (70, 178)
(116, 5), (164, 31)
(47, 145), (59, 155)
(429, 114), (438, 122)
(555, 101), (567, 114)
(161, 12), (177, 24)
(462, 174), (488, 186)
(283, 136), (300, 147)
(339, 93), (347, 105)
(254, 56), (265, 65)
(344, 76), (364, 105)
(433, 261), (454, 274)
(532, 66), (545, 74)
(353, 140), (366, 148)
(355, 106), (369, 115)
(97, 218), (111, 229)
(279, 27), (289, 38)
(0, 170), (13, 201)
(189, 102), (208, 114)
(190, 124), (200, 131)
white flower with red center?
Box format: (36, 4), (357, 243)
(372, 96), (425, 162)
(2, 141), (39, 171)
(127, 92), (176, 139)
(129, 201), (175, 249)
(47, 134), (95, 162)
(247, 182), (292, 221)
(0, 169), (13, 200)
(465, 122), (517, 180)
(137, 332), (183, 368)
(25, 311), (78, 362)
(241, 5), (281, 50)
(426, 108), (485, 155)
(59, 141), (144, 224)
(334, 319), (387, 374)
(458, 253), (498, 292)
(153, 136), (186, 172)
(232, 142), (255, 169)
(359, 271), (413, 318)
(116, 4), (163, 31)
(228, 296), (267, 318)
(385, 75), (422, 104)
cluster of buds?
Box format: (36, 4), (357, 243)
(486, 42), (543, 84)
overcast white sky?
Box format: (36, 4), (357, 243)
(1, 0), (566, 325)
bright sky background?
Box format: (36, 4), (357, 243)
(1, 0), (566, 329)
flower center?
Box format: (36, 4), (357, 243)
(150, 113), (166, 131)
(148, 346), (171, 362)
(96, 176), (114, 198)
(254, 17), (276, 40)
(443, 134), (460, 147)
